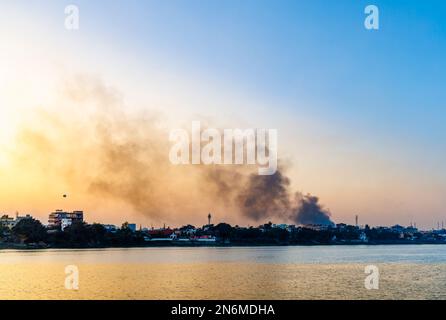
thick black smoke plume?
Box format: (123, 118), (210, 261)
(232, 169), (334, 226)
(236, 170), (291, 221)
(291, 193), (334, 226)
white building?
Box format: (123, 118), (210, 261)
(61, 218), (72, 231)
(0, 213), (33, 229)
(359, 232), (368, 242)
(272, 224), (288, 230)
(48, 210), (83, 229)
(103, 224), (118, 233)
(0, 215), (15, 229)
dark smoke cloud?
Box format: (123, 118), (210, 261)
(236, 170), (291, 221)
(291, 193), (334, 226)
(231, 169), (334, 226)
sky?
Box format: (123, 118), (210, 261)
(0, 0), (445, 229)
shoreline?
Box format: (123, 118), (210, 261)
(1, 240), (445, 250)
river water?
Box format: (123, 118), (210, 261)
(0, 245), (445, 299)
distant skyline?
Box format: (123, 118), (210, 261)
(0, 0), (445, 229)
(2, 207), (444, 232)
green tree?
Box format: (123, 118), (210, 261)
(89, 223), (107, 244)
(64, 221), (90, 246)
(12, 218), (47, 243)
(115, 221), (136, 245)
(121, 222), (129, 230)
(0, 224), (10, 242)
(214, 223), (232, 240)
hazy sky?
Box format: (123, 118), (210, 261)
(0, 0), (445, 229)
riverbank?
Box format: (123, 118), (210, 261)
(1, 240), (445, 250)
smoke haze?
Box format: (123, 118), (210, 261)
(4, 75), (334, 226)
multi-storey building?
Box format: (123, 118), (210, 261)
(0, 213), (33, 229)
(48, 210), (84, 230)
(0, 215), (15, 229)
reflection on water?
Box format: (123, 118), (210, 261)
(0, 245), (445, 299)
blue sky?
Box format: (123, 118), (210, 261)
(23, 0), (445, 145)
(1, 0), (446, 227)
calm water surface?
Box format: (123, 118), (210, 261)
(0, 245), (445, 299)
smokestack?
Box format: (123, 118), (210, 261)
(208, 213), (212, 225)
(355, 215), (358, 227)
